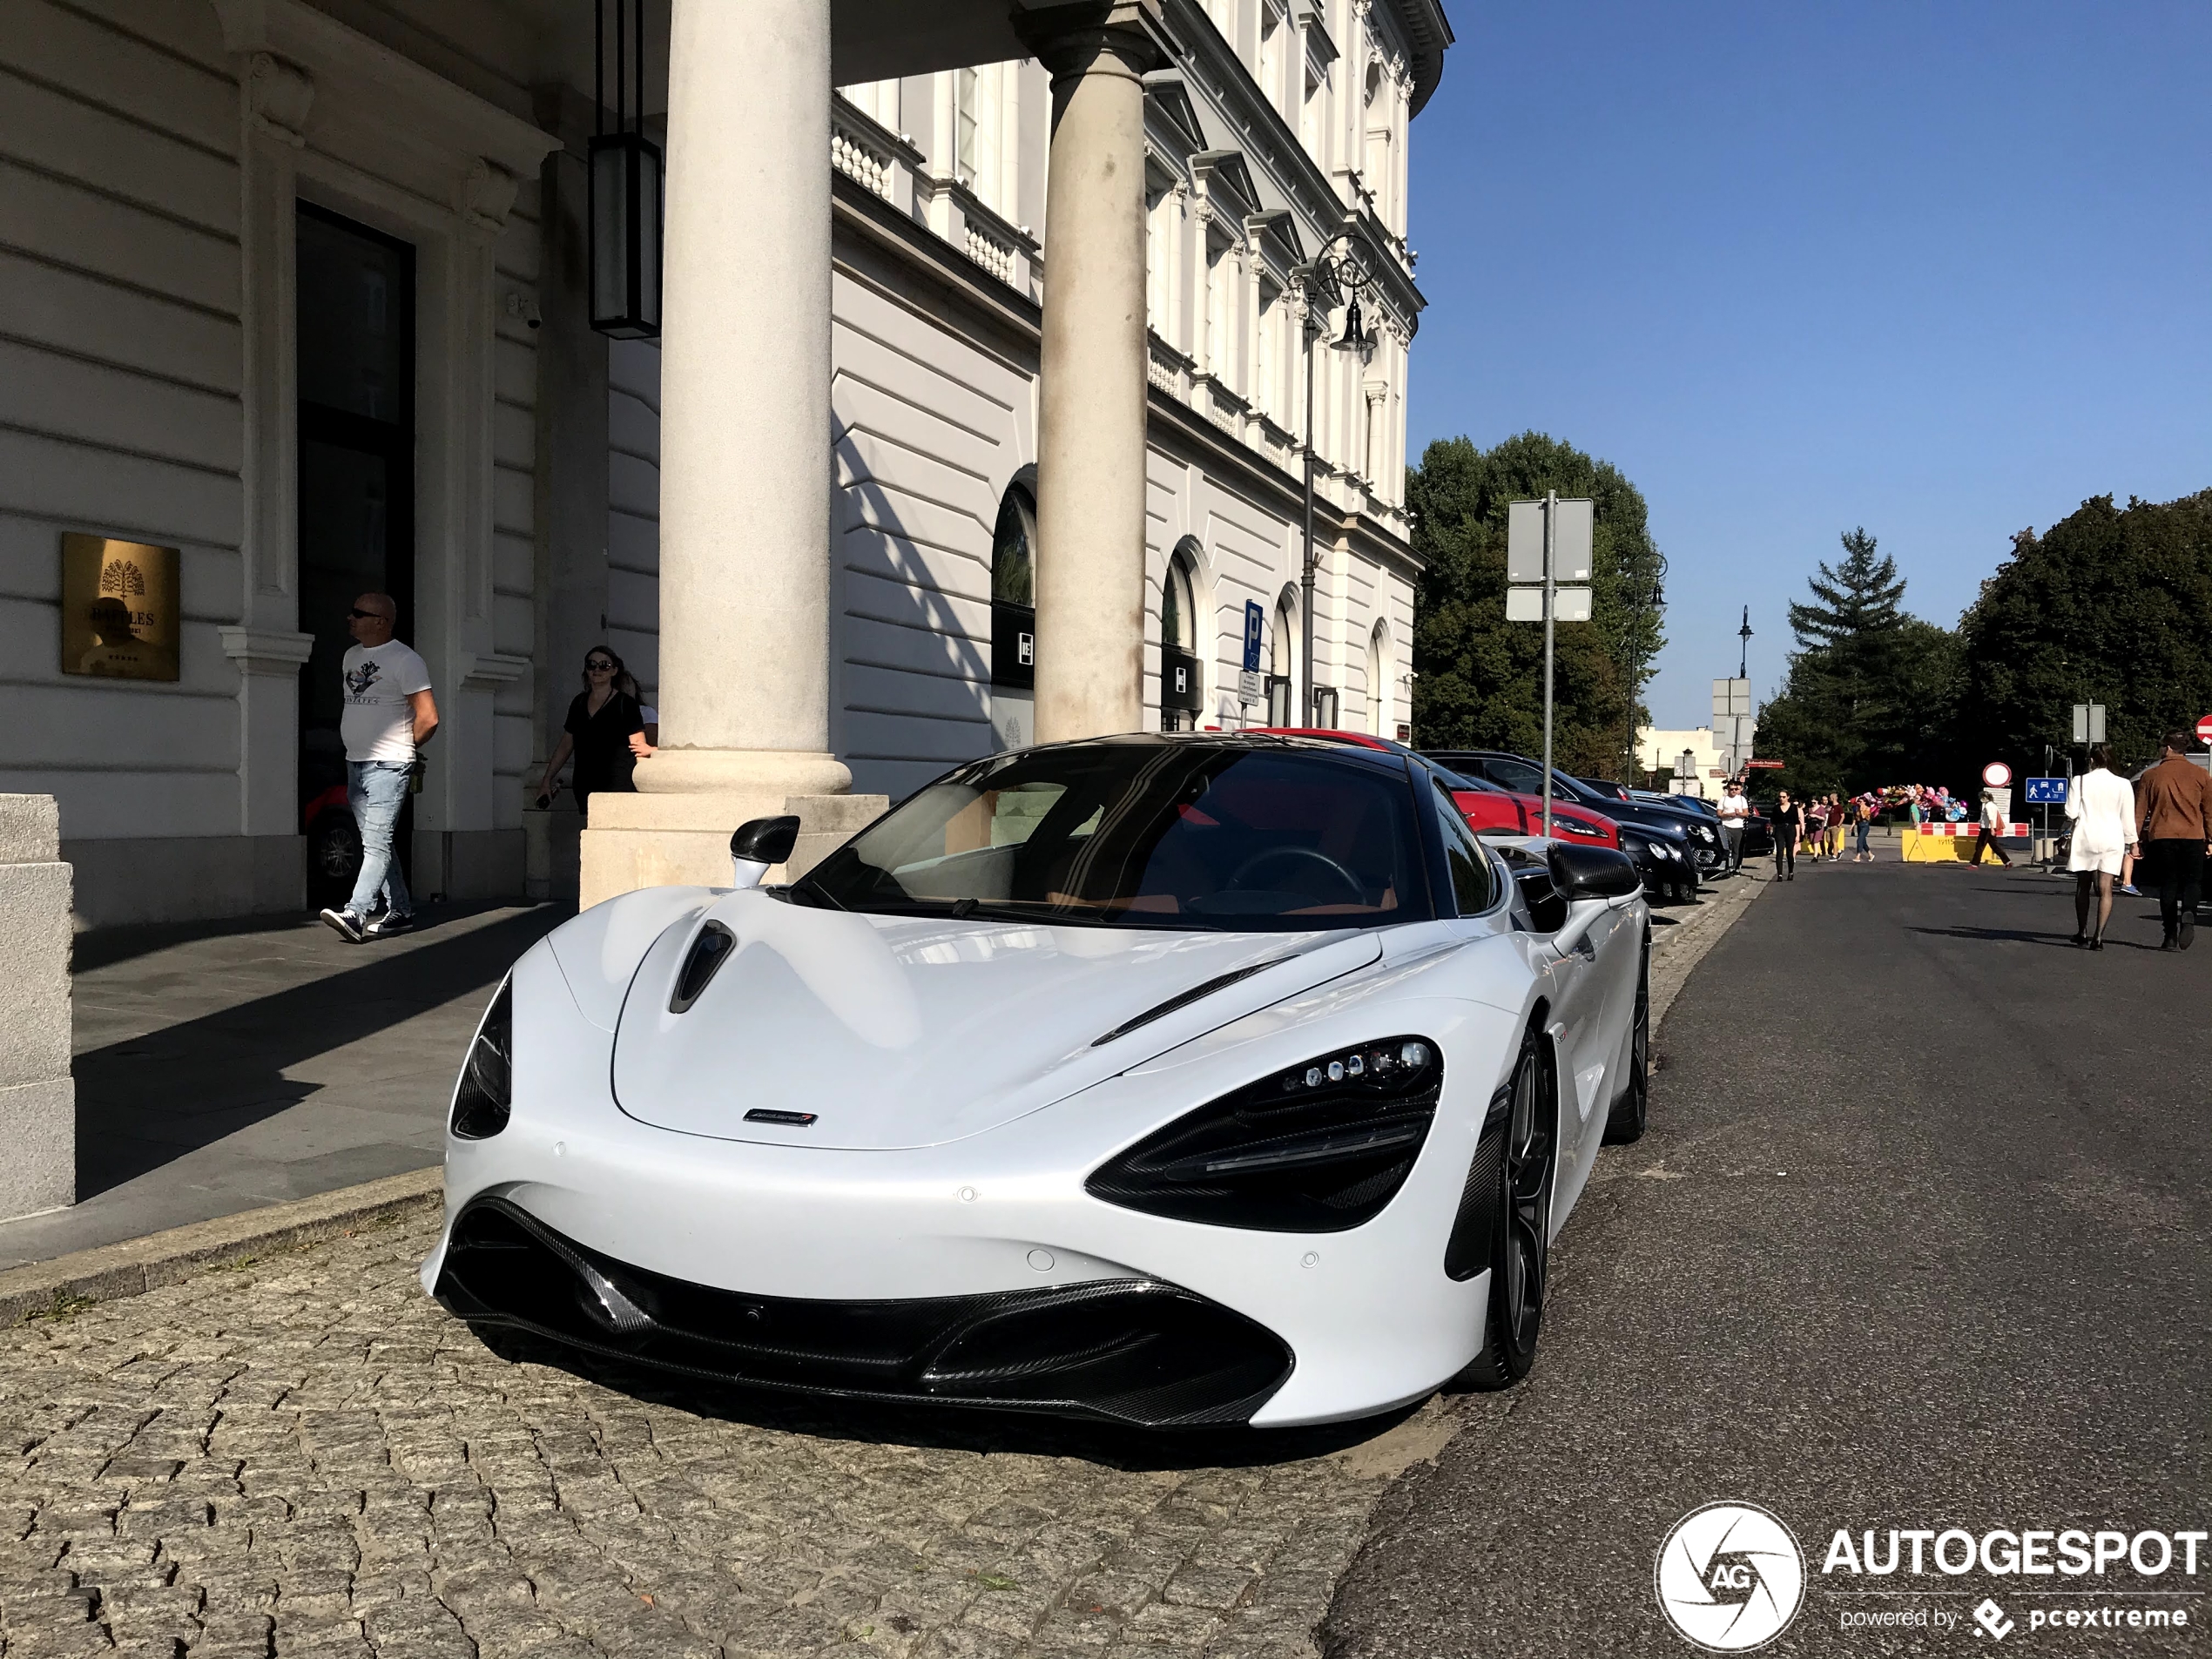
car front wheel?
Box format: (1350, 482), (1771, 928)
(1455, 1027), (1557, 1390)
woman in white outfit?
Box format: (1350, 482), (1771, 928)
(2066, 744), (2138, 950)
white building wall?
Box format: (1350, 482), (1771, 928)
(605, 338), (662, 705)
(0, 1), (247, 847)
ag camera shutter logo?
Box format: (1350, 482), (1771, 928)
(1656, 1502), (1806, 1650)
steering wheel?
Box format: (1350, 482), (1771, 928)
(1227, 846), (1368, 907)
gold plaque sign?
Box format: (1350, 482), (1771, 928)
(59, 534), (180, 681)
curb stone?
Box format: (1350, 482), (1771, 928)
(0, 1163), (442, 1325)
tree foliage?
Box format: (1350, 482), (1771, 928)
(1954, 490), (2212, 776)
(1406, 432), (1665, 778)
(1753, 529), (1959, 796)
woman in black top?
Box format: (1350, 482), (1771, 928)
(536, 646), (651, 812)
(1771, 791), (1802, 880)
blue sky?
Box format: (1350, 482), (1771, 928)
(1406, 1), (2212, 729)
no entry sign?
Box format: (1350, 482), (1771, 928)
(2198, 714), (2212, 743)
(1982, 760), (2013, 786)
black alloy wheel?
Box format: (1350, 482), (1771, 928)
(1455, 1027), (1558, 1389)
(1602, 934), (1650, 1144)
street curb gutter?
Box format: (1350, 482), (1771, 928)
(0, 1165), (442, 1327)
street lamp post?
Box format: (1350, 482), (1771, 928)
(1296, 235), (1377, 729)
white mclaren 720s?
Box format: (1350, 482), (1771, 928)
(421, 733), (1651, 1429)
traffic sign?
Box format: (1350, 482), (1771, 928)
(2024, 777), (2067, 805)
(1982, 761), (2013, 787)
(1243, 600), (1264, 672)
(2197, 713), (2212, 743)
(1745, 758), (1784, 769)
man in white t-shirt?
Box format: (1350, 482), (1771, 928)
(320, 592), (438, 941)
(1716, 782), (1750, 873)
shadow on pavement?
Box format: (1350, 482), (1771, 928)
(1907, 924), (2080, 948)
(74, 906), (563, 1199)
(469, 1325), (1419, 1471)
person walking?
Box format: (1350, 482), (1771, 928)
(1771, 790), (1803, 880)
(320, 592), (436, 942)
(1827, 794), (1850, 860)
(1852, 794), (1875, 862)
(2065, 744), (2136, 950)
(536, 646), (653, 816)
(1804, 795), (1828, 863)
(1717, 781), (1750, 873)
(1971, 787), (2013, 867)
(2133, 730), (2212, 950)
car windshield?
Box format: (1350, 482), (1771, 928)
(797, 742), (1433, 931)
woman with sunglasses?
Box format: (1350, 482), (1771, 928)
(536, 647), (654, 813)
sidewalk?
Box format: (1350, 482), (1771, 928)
(0, 901), (563, 1271)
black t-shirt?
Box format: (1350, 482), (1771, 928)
(564, 690), (645, 795)
(1771, 804), (1801, 840)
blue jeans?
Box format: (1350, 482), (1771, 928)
(1855, 821), (1871, 856)
(346, 759), (414, 919)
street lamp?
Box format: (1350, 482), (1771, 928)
(1295, 235), (1379, 729)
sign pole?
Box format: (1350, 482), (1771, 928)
(1541, 489), (1556, 839)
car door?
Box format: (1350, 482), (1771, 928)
(1521, 860), (1624, 1216)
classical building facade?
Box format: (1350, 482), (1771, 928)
(0, 0), (1450, 927)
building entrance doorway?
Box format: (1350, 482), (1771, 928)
(988, 471), (1037, 752)
(296, 203), (415, 900)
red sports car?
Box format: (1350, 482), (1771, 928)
(1248, 729), (1622, 848)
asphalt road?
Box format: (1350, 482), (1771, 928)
(1324, 855), (2212, 1656)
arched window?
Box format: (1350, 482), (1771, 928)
(1265, 585), (1297, 726)
(988, 471), (1037, 751)
(1159, 544), (1203, 732)
(1367, 621), (1392, 737)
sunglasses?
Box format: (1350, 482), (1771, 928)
(585, 660), (616, 671)
(347, 608), (386, 621)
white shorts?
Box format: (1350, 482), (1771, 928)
(2068, 846), (2125, 876)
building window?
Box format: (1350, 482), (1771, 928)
(1160, 548), (1204, 732)
(988, 473), (1038, 751)
(1265, 587), (1297, 726)
(1367, 622), (1391, 736)
(955, 68), (980, 186)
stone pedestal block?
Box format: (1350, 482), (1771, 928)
(0, 796), (73, 1223)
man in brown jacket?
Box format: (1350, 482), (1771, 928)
(2135, 730), (2212, 950)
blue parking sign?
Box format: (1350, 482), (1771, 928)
(2024, 777), (2067, 805)
(1244, 600), (1264, 672)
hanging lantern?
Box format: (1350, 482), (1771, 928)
(1335, 294), (1371, 354)
(590, 0), (661, 339)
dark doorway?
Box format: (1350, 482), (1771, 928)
(296, 203), (415, 900)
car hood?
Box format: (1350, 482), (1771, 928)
(610, 891), (1385, 1150)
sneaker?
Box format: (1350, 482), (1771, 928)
(319, 907), (366, 942)
(2183, 915), (2197, 951)
(2119, 883), (2141, 895)
(363, 911), (415, 940)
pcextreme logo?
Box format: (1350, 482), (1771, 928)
(1656, 1502), (1807, 1651)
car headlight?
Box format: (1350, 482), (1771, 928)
(1086, 1038), (1442, 1231)
(1692, 825), (1716, 843)
(1555, 817), (1608, 839)
(450, 979), (512, 1140)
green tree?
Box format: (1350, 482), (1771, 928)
(1955, 490), (2212, 775)
(1406, 431), (1665, 778)
(1754, 529), (1959, 795)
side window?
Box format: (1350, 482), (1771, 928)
(1488, 758), (1544, 794)
(1433, 779), (1496, 915)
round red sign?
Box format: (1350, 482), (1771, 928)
(2198, 714), (2212, 742)
(1982, 761), (2013, 787)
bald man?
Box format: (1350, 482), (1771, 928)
(320, 592), (437, 941)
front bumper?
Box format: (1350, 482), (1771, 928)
(435, 1196), (1292, 1427)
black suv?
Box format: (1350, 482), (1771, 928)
(1425, 750), (1729, 880)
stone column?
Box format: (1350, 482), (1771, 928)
(583, 0), (881, 905)
(0, 798), (73, 1224)
(1022, 2), (1166, 744)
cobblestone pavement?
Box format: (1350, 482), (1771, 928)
(0, 1211), (1410, 1659)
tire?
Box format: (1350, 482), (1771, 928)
(308, 811), (363, 901)
(1602, 934), (1650, 1144)
(1453, 1027), (1557, 1390)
